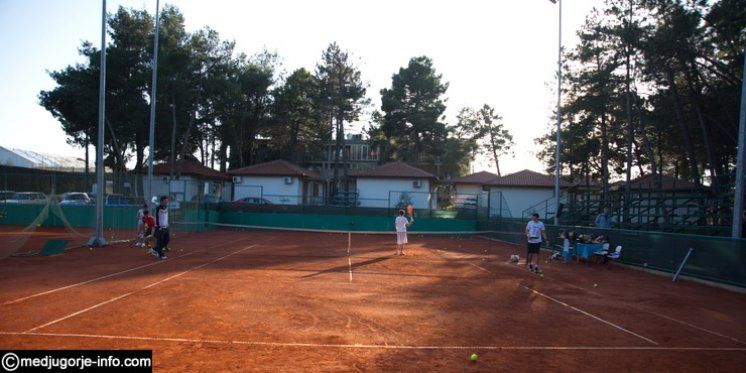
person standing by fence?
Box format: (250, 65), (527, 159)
(595, 208), (612, 229)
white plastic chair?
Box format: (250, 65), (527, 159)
(608, 246), (622, 260)
(594, 245), (621, 264)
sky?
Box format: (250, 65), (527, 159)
(0, 0), (599, 175)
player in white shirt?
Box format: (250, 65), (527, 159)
(394, 210), (411, 256)
(134, 204), (148, 247)
(525, 213), (549, 273)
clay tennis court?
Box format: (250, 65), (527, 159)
(1, 229), (745, 372)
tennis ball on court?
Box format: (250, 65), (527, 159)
(470, 353), (478, 361)
(540, 274), (544, 277)
(593, 283), (598, 287)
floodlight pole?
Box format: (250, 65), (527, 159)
(551, 0), (563, 226)
(91, 0), (107, 247)
(146, 0), (161, 206)
(732, 49), (746, 238)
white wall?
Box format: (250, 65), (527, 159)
(454, 184), (488, 208)
(142, 176), (224, 202)
(221, 182), (233, 202)
(455, 184), (481, 196)
(233, 176), (303, 205)
(356, 178), (432, 209)
(490, 186), (567, 219)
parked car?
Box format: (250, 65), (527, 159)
(232, 197), (273, 205)
(0, 191), (15, 201)
(5, 192), (48, 204)
(60, 192), (92, 206)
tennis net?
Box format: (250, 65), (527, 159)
(171, 221), (524, 257)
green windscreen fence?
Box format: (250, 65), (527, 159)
(478, 219), (746, 287)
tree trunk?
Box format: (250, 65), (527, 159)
(288, 119), (299, 163)
(685, 65), (723, 194)
(665, 66), (700, 187)
(636, 99), (657, 179)
(211, 136), (216, 170)
(177, 95), (200, 178)
(489, 128), (501, 177)
(332, 117), (342, 196)
(219, 142), (227, 173)
(104, 117), (128, 194)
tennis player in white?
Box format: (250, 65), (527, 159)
(395, 209), (411, 256)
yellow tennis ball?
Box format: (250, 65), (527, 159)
(593, 283), (598, 287)
(470, 353), (478, 361)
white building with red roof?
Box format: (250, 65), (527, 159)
(486, 169), (572, 219)
(228, 160), (325, 205)
(451, 171), (498, 210)
(145, 158), (231, 203)
(350, 161), (436, 209)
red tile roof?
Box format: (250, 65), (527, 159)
(228, 160), (322, 180)
(452, 171), (498, 184)
(487, 169), (572, 188)
(612, 174), (699, 191)
(350, 161), (435, 179)
(150, 159), (230, 181)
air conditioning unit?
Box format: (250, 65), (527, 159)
(413, 180), (423, 189)
(284, 177), (293, 185)
(232, 176), (242, 184)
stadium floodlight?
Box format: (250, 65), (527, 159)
(89, 0), (107, 248)
(549, 0), (562, 225)
(147, 0), (161, 207)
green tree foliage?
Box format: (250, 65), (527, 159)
(315, 43), (368, 193)
(455, 105), (514, 177)
(377, 57), (449, 166)
(268, 68), (328, 162)
(538, 0), (744, 201)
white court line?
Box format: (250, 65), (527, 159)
(1, 331), (743, 351)
(3, 236), (251, 306)
(2, 252), (195, 306)
(348, 256), (353, 283)
(438, 249), (659, 346)
(479, 242), (745, 346)
(24, 243), (263, 333)
(646, 311), (746, 346)
(520, 284), (659, 345)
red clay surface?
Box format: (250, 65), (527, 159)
(0, 225), (139, 258)
(1, 229), (745, 372)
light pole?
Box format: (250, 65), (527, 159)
(146, 0), (161, 206)
(89, 0), (107, 248)
(550, 0), (562, 225)
(732, 49), (746, 238)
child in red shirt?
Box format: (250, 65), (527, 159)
(141, 210), (156, 248)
